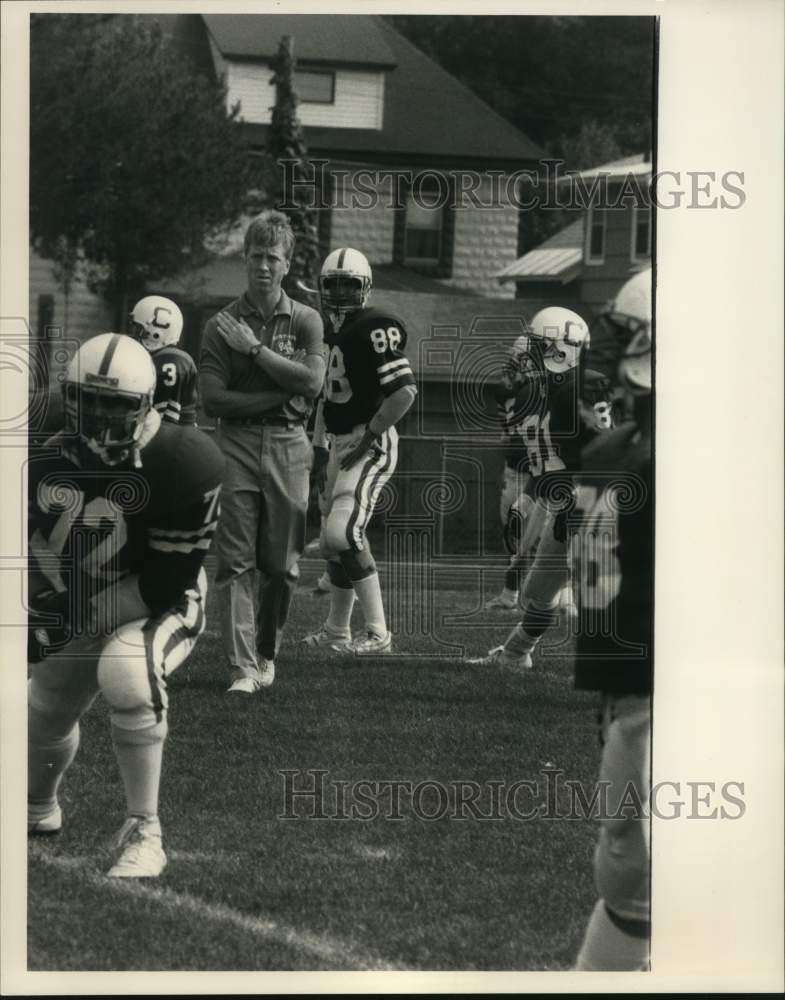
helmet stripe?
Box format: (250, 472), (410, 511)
(98, 333), (122, 375)
(337, 248), (347, 269)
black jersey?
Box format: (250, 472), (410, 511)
(28, 421), (224, 629)
(322, 307), (416, 434)
(570, 422), (653, 695)
(151, 346), (198, 426)
(502, 365), (611, 479)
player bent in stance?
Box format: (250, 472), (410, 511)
(301, 248), (417, 654)
(469, 307), (612, 669)
(572, 268), (652, 969)
(27, 334), (224, 878)
(130, 294), (198, 426)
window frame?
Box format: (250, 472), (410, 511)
(585, 207), (607, 266)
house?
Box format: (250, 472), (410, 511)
(172, 13), (544, 300)
(28, 13), (549, 552)
(495, 154), (652, 312)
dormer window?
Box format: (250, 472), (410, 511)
(294, 68), (335, 104)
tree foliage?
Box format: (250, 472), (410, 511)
(30, 14), (249, 325)
(267, 35), (321, 301)
(385, 15), (654, 163)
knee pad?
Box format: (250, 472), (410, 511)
(326, 559), (352, 589)
(97, 626), (167, 732)
(320, 498), (359, 559)
(338, 547), (376, 582)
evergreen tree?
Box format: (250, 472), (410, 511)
(268, 35), (321, 300)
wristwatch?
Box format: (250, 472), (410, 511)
(248, 343), (261, 360)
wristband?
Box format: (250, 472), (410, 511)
(249, 343), (261, 360)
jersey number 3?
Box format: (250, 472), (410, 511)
(161, 362), (177, 387)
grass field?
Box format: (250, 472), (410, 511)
(27, 556), (602, 972)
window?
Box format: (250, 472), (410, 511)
(294, 69), (335, 104)
(586, 208), (606, 264)
(394, 174), (454, 277)
(631, 205), (651, 262)
(404, 181), (445, 265)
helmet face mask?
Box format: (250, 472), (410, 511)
(504, 334), (543, 387)
(63, 333), (156, 465)
(129, 295), (184, 352)
(318, 248), (372, 324)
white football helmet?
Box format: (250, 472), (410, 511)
(129, 295), (183, 352)
(609, 268), (652, 393)
(63, 333), (156, 464)
(528, 307), (590, 374)
(318, 247), (372, 322)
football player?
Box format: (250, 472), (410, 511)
(470, 306), (611, 668)
(300, 248), (417, 654)
(571, 267), (652, 969)
(130, 295), (198, 426)
(27, 333), (224, 878)
(485, 335), (538, 611)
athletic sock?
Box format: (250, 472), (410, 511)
(325, 559), (356, 633)
(575, 899), (650, 971)
(504, 624), (539, 656)
(352, 572), (387, 637)
(28, 711), (80, 813)
(326, 585), (356, 634)
(111, 721), (166, 819)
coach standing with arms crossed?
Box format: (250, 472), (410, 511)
(200, 211), (325, 694)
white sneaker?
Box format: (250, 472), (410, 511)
(107, 816), (167, 878)
(344, 631), (393, 654)
(484, 594), (519, 611)
(227, 676), (260, 694)
(258, 659), (275, 688)
(467, 644), (533, 670)
(28, 802), (62, 835)
(301, 626), (351, 649)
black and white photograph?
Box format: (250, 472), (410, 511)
(1, 0), (782, 991)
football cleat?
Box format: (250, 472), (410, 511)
(107, 816), (166, 878)
(301, 626), (352, 649)
(484, 593), (519, 611)
(467, 645), (533, 670)
(343, 630), (393, 655)
(227, 676), (261, 694)
(258, 659), (275, 688)
(28, 802), (63, 835)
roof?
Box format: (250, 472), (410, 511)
(496, 218), (584, 283)
(161, 257), (476, 303)
(202, 14), (397, 68)
(557, 153), (652, 184)
(202, 15), (544, 166)
(373, 264), (475, 297)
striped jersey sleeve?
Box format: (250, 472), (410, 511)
(153, 349), (198, 426)
(364, 320), (415, 397)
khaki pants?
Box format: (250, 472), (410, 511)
(214, 422), (311, 676)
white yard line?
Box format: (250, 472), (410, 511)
(29, 844), (402, 972)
